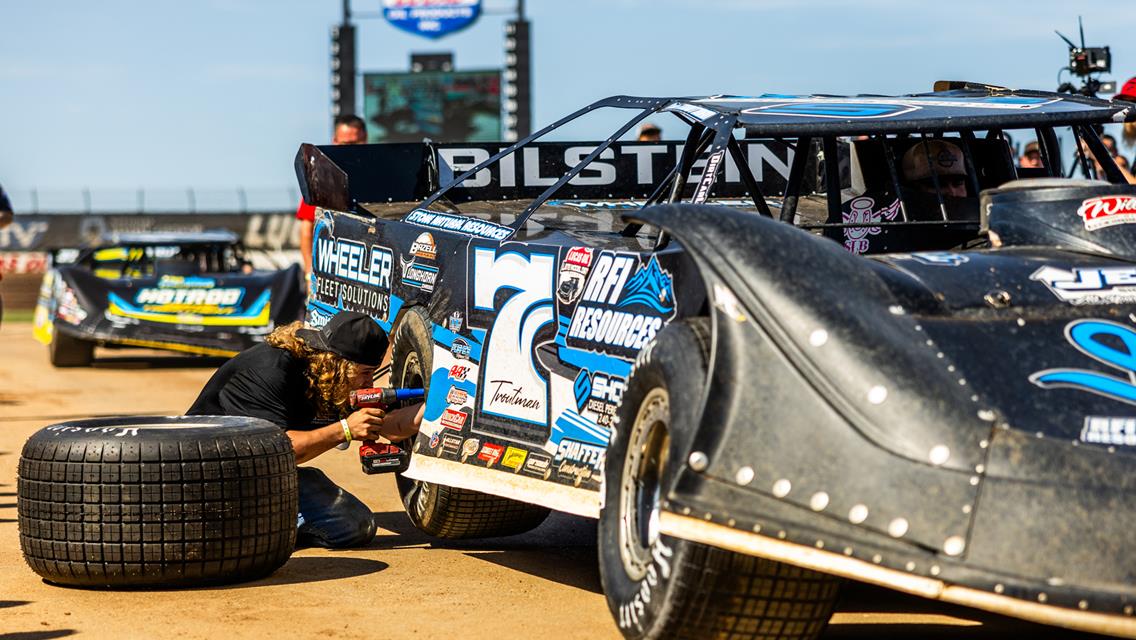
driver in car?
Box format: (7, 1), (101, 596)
(901, 139), (968, 198)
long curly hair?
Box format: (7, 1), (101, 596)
(266, 321), (360, 417)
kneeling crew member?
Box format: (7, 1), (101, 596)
(187, 310), (423, 549)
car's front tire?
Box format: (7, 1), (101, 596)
(392, 306), (550, 539)
(599, 318), (842, 640)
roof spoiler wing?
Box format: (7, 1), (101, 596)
(294, 142), (437, 212)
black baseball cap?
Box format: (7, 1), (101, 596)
(296, 311), (388, 366)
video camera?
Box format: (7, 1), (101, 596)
(1056, 17), (1115, 98)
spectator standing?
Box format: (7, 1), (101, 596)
(637, 123), (662, 142)
(297, 115), (368, 276)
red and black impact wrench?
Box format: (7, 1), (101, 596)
(349, 387), (425, 474)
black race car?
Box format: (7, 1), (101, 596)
(34, 230), (304, 366)
(297, 83), (1136, 639)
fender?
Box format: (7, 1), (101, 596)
(626, 204), (991, 469)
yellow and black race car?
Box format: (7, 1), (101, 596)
(33, 230), (304, 366)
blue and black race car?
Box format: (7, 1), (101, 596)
(33, 230), (304, 366)
(297, 83), (1136, 639)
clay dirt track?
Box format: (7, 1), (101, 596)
(0, 321), (1114, 639)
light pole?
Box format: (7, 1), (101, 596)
(504, 0), (531, 140)
(330, 0), (357, 131)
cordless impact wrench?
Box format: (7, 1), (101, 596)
(349, 387), (425, 474)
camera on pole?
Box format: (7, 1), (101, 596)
(331, 23), (357, 119)
(1055, 17), (1115, 98)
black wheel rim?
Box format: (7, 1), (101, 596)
(619, 387), (670, 581)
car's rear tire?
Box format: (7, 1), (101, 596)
(599, 318), (842, 640)
(49, 329), (94, 367)
(392, 306), (550, 539)
(17, 415), (297, 588)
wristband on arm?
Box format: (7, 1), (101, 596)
(335, 418), (352, 450)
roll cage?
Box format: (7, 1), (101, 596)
(417, 86), (1135, 244)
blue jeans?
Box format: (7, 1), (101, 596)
(296, 467), (377, 549)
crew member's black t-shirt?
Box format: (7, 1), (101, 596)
(187, 343), (318, 429)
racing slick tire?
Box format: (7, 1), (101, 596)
(392, 306), (550, 539)
(17, 415), (297, 588)
(599, 318), (842, 640)
(49, 329), (94, 367)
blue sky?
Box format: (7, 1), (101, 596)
(1, 0), (1133, 209)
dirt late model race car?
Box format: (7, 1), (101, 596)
(33, 230), (305, 366)
(297, 83), (1136, 639)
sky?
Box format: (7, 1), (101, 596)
(1, 0), (1133, 210)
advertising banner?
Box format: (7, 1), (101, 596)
(382, 0), (482, 39)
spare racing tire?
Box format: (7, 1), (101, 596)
(599, 318), (842, 640)
(17, 415), (297, 588)
(392, 306), (550, 539)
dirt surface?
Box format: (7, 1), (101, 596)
(0, 322), (1113, 639)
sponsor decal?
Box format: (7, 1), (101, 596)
(436, 141), (796, 198)
(400, 256), (439, 292)
(308, 305), (334, 328)
(692, 149), (725, 203)
(1081, 416), (1136, 446)
(1031, 319), (1136, 405)
(448, 365), (470, 381)
(487, 379), (542, 413)
(451, 337), (472, 360)
(908, 252), (968, 266)
(313, 232), (393, 320)
(555, 438), (605, 466)
(440, 408), (468, 431)
(448, 311), (463, 333)
(554, 438), (604, 486)
(313, 276), (391, 320)
(446, 386), (469, 405)
(404, 208), (513, 241)
(522, 451), (552, 477)
(1030, 266), (1136, 306)
(460, 437), (480, 461)
(557, 247), (594, 305)
(1078, 195), (1136, 231)
(56, 285), (88, 324)
(842, 196), (901, 255)
(429, 432), (441, 448)
(440, 433), (463, 457)
(134, 287), (244, 314)
(315, 235), (393, 287)
(410, 232), (438, 260)
(573, 370), (626, 427)
(566, 253), (675, 356)
(477, 442), (505, 467)
(501, 446), (528, 471)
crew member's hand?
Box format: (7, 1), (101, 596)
(345, 407), (386, 440)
